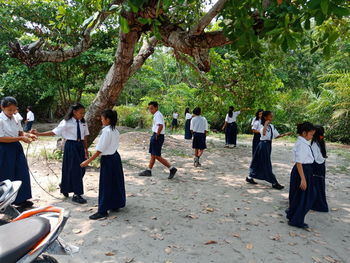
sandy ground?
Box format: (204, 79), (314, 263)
(9, 128), (350, 263)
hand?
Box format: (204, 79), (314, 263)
(155, 134), (159, 140)
(284, 132), (293, 136)
(21, 136), (32, 144)
(27, 133), (37, 141)
(30, 129), (38, 135)
(299, 178), (307, 191)
(84, 149), (89, 159)
(264, 120), (271, 126)
(80, 160), (89, 167)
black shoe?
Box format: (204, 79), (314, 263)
(139, 170), (152, 177)
(62, 193), (69, 198)
(14, 200), (34, 209)
(168, 167), (177, 179)
(89, 212), (108, 220)
(110, 208), (120, 213)
(72, 195), (87, 204)
(272, 183), (284, 190)
(246, 177), (258, 184)
(288, 221), (309, 229)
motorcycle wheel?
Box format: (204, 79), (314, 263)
(33, 254), (59, 263)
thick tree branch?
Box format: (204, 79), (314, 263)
(129, 36), (158, 76)
(190, 0), (229, 36)
(8, 0), (123, 67)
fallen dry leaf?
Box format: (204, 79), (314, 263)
(330, 208), (339, 211)
(312, 256), (322, 263)
(246, 243), (253, 250)
(232, 233), (241, 238)
(324, 256), (337, 263)
(288, 242), (297, 246)
(204, 240), (217, 245)
(125, 258), (134, 263)
(289, 231), (297, 237)
(72, 229), (82, 234)
(105, 252), (115, 256)
(270, 234), (281, 241)
(206, 208), (214, 212)
(185, 214), (199, 219)
(164, 247), (172, 254)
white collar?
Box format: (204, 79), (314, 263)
(102, 125), (110, 131)
(0, 111), (10, 121)
(298, 136), (311, 146)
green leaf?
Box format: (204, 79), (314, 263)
(332, 6), (350, 17)
(304, 18), (310, 30)
(310, 46), (319, 54)
(109, 4), (119, 11)
(119, 15), (130, 33)
(58, 6), (66, 15)
(320, 0), (329, 15)
(164, 0), (172, 9)
(328, 31), (339, 44)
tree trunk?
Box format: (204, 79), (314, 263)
(85, 28), (142, 145)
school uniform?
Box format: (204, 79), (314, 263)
(311, 142), (328, 212)
(24, 111), (34, 132)
(251, 119), (261, 156)
(172, 113), (179, 127)
(52, 118), (89, 195)
(225, 111), (240, 146)
(190, 116), (208, 150)
(249, 124), (279, 184)
(0, 111), (32, 204)
(14, 112), (23, 122)
(184, 113), (192, 140)
(149, 111), (165, 157)
(286, 136), (316, 227)
(96, 126), (126, 214)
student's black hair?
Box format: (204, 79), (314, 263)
(101, 109), (118, 130)
(296, 122), (315, 135)
(185, 107), (190, 115)
(193, 107), (201, 116)
(148, 101), (158, 108)
(1, 96), (18, 108)
(27, 106), (32, 111)
(261, 111), (272, 126)
(312, 125), (327, 158)
(228, 106), (234, 118)
(64, 103), (86, 123)
(255, 109), (264, 120)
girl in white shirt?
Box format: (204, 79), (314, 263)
(221, 106), (241, 148)
(311, 125), (328, 212)
(286, 122), (316, 229)
(81, 110), (126, 220)
(251, 109), (263, 156)
(32, 103), (89, 204)
(247, 111), (291, 188)
(190, 107), (208, 167)
(0, 96), (37, 208)
(184, 107), (192, 140)
(171, 111), (179, 131)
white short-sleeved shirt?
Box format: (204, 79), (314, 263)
(152, 111), (165, 134)
(173, 113), (178, 119)
(260, 124), (280, 141)
(293, 136), (315, 164)
(185, 113), (192, 120)
(190, 116), (208, 133)
(14, 113), (23, 122)
(251, 117), (256, 126)
(251, 119), (261, 131)
(52, 118), (89, 140)
(225, 111), (240, 123)
(26, 111), (34, 122)
(96, 125), (120, 155)
(311, 142), (326, 164)
(0, 111), (23, 137)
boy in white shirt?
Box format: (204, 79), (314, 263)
(190, 107), (208, 167)
(24, 106), (34, 132)
(139, 101), (177, 179)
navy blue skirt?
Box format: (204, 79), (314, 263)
(61, 140), (85, 195)
(0, 142), (32, 204)
(98, 152), (126, 213)
(252, 133), (261, 156)
(312, 162), (328, 212)
(184, 119), (192, 139)
(286, 164), (316, 227)
(172, 119), (178, 127)
(225, 122), (237, 145)
(149, 133), (164, 156)
(249, 140), (278, 184)
(192, 132), (206, 150)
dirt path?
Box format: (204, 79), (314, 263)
(20, 130), (350, 263)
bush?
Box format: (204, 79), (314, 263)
(115, 105), (152, 128)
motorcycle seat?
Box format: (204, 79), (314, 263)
(0, 217), (50, 263)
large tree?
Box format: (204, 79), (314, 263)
(2, 0), (349, 144)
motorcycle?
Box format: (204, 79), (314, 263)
(0, 180), (75, 263)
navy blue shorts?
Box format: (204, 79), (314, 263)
(192, 132), (206, 150)
(149, 133), (164, 156)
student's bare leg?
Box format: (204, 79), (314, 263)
(198, 149), (204, 157)
(155, 156), (171, 168)
(148, 155), (156, 169)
